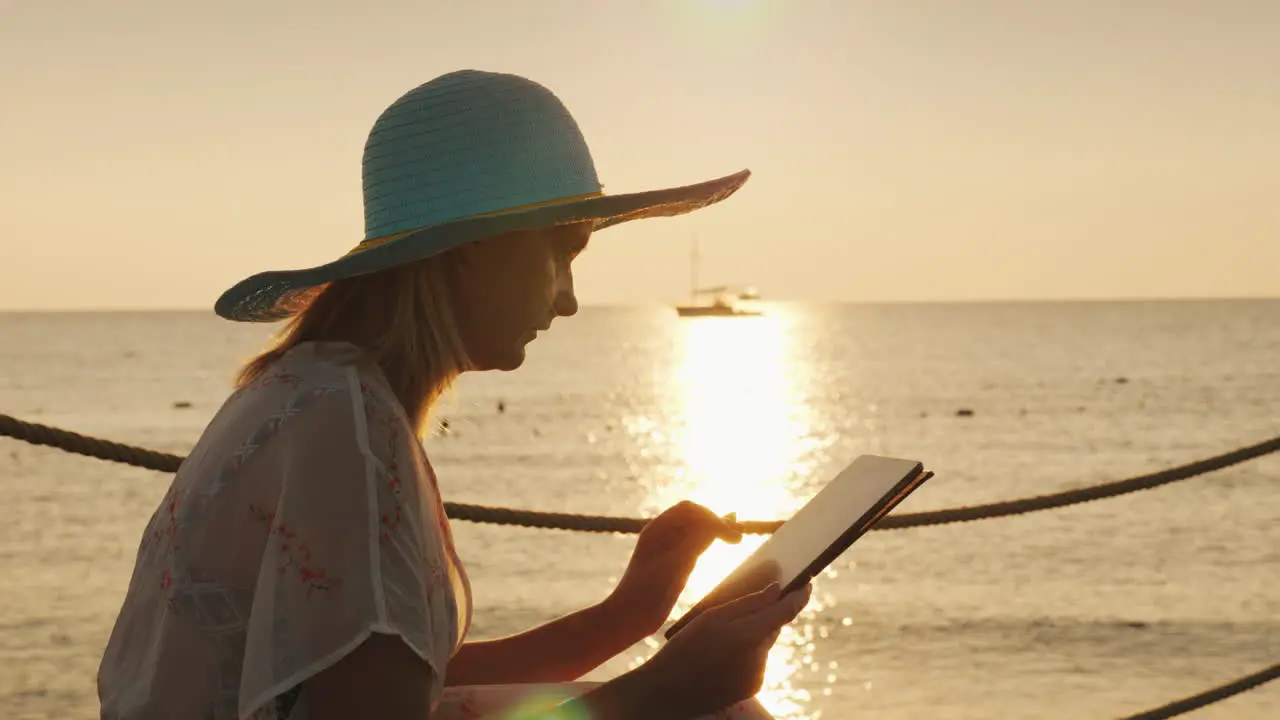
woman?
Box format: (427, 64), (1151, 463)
(98, 70), (811, 720)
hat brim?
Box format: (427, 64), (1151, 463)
(214, 169), (750, 322)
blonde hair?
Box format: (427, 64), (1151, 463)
(234, 254), (471, 434)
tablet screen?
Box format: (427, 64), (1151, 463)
(665, 454), (930, 638)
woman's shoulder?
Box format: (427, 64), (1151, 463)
(228, 342), (398, 413)
(182, 341), (415, 488)
(249, 341), (363, 389)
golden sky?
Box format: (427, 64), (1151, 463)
(2, 0), (1276, 310)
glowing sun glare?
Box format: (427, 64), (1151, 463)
(632, 312), (823, 719)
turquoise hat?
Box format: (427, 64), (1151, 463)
(214, 69), (750, 322)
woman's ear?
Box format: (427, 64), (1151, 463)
(452, 230), (513, 270)
(447, 240), (480, 269)
(443, 238), (500, 283)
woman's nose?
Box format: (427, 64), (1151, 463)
(552, 272), (578, 317)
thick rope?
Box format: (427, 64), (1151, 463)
(3, 413), (1277, 533)
(1116, 661), (1279, 719)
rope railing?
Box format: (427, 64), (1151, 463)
(1, 411), (1276, 716)
(2, 413), (1277, 533)
(1116, 661), (1279, 719)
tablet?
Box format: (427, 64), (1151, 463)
(664, 454), (933, 639)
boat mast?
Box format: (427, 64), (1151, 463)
(690, 235), (699, 302)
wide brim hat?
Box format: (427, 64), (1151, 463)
(215, 69), (750, 322)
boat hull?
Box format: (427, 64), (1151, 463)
(674, 305), (761, 317)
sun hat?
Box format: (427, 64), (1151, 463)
(214, 69), (751, 323)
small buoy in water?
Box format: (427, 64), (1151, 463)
(956, 408), (974, 417)
(173, 401), (192, 409)
(1115, 376), (1129, 384)
(497, 400), (506, 413)
(1019, 408), (1028, 416)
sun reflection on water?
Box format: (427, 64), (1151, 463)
(631, 311), (827, 719)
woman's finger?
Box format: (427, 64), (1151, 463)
(699, 583), (782, 624)
(670, 502), (736, 548)
(730, 583), (812, 638)
(720, 512), (743, 544)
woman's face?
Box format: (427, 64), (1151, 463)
(449, 222), (591, 371)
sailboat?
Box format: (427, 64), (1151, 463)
(673, 237), (761, 317)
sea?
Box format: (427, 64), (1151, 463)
(1, 300), (1277, 719)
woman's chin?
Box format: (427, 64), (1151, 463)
(470, 346), (528, 372)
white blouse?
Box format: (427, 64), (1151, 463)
(98, 342), (471, 719)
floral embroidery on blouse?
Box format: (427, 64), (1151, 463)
(155, 382), (345, 604)
(249, 504), (342, 598)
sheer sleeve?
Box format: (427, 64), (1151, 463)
(236, 365), (459, 718)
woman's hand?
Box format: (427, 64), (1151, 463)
(575, 583), (813, 720)
(606, 501), (742, 636)
(646, 582), (812, 718)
